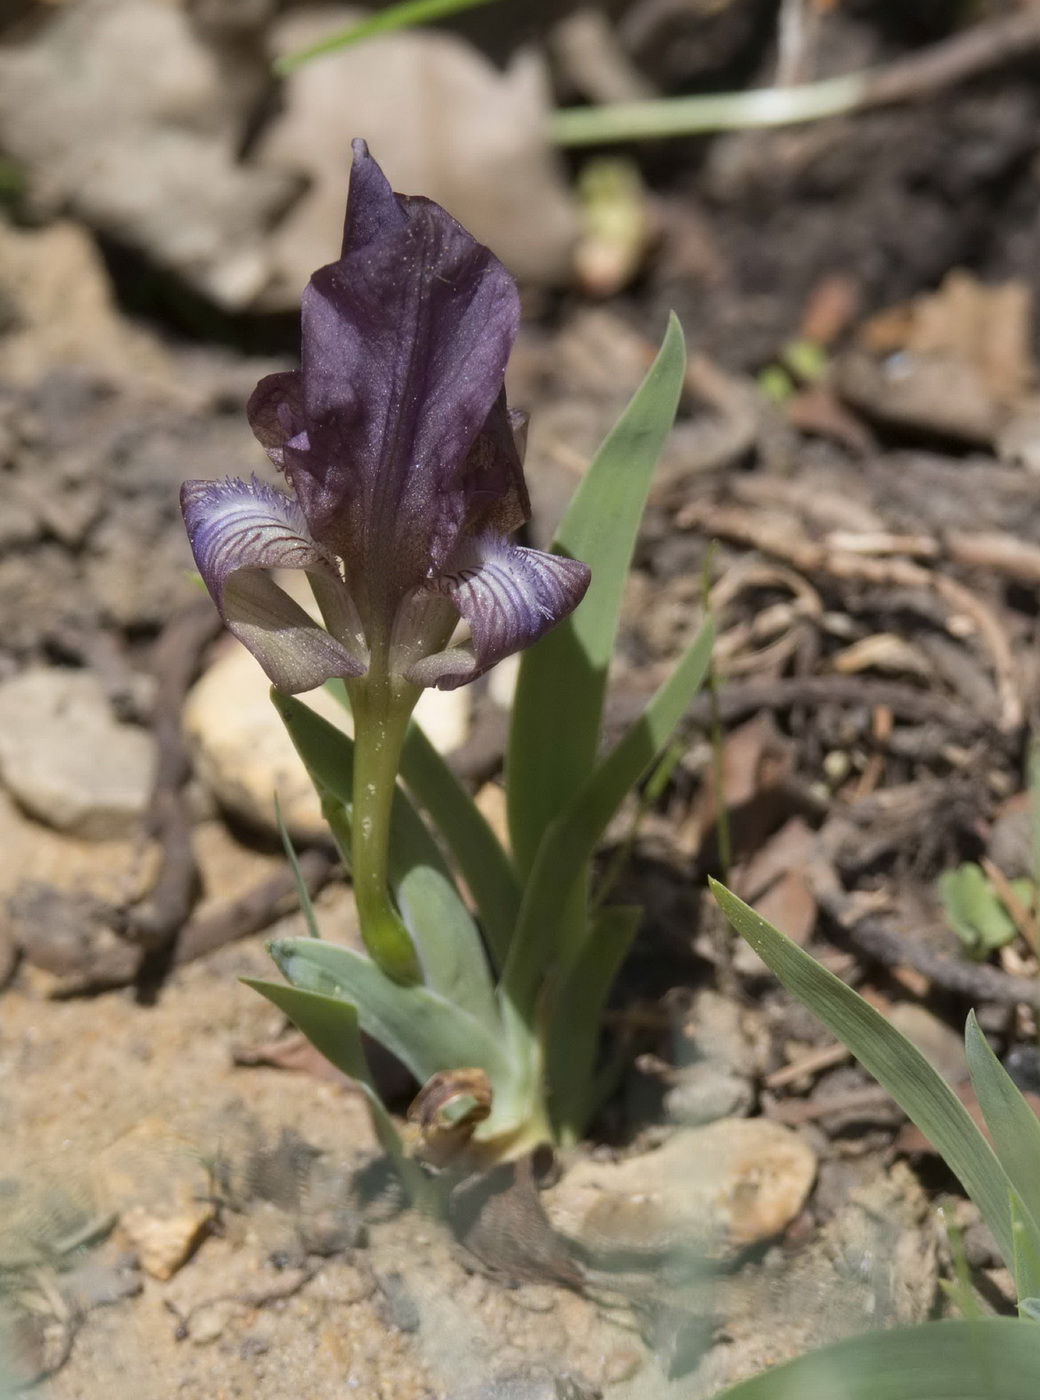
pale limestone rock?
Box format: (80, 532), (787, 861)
(0, 0), (293, 307)
(0, 221), (172, 389)
(0, 667), (155, 839)
(664, 1063), (753, 1127)
(257, 8), (577, 304)
(183, 632), (469, 841)
(414, 684), (470, 758)
(546, 1119), (816, 1261)
(183, 641), (350, 842)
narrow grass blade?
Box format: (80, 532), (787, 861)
(507, 314), (687, 874)
(702, 543), (731, 877)
(547, 905), (641, 1143)
(551, 74), (869, 147)
(401, 721), (520, 969)
(711, 882), (1017, 1267)
(594, 738), (685, 911)
(274, 795), (321, 939)
(940, 1205), (984, 1320)
(275, 0), (500, 73)
(269, 937), (511, 1091)
(272, 691), (497, 1026)
(1029, 737), (1040, 887)
(713, 1318), (1040, 1400)
(503, 618), (713, 1020)
(965, 1011), (1040, 1282)
(243, 979), (426, 1202)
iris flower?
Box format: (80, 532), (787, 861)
(182, 140), (591, 984)
(181, 140), (590, 700)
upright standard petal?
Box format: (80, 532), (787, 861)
(181, 477), (364, 693)
(409, 535), (591, 691)
(246, 371), (307, 475)
(280, 142), (523, 629)
(454, 392), (530, 537)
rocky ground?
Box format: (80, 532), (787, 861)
(3, 1), (1040, 1397)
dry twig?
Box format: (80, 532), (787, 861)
(864, 11), (1040, 110)
(556, 9), (1040, 143)
(809, 858), (1040, 1010)
(679, 501), (1022, 729)
(119, 602), (223, 951)
(685, 674), (994, 741)
(174, 849), (335, 965)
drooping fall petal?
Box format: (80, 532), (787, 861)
(409, 534), (591, 691)
(181, 477), (364, 693)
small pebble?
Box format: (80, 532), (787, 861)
(121, 1200), (213, 1282)
(1003, 1043), (1040, 1096)
(375, 1270), (421, 1334)
(664, 1064), (752, 1126)
(297, 1207), (365, 1257)
(187, 1299), (239, 1345)
(95, 1120), (215, 1280)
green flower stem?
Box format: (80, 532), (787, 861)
(346, 675), (423, 985)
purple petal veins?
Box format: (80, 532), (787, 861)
(181, 477), (363, 693)
(412, 534), (591, 690)
(182, 477), (337, 591)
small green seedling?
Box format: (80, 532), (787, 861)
(940, 862), (1034, 958)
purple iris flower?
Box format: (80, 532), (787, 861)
(181, 140), (590, 695)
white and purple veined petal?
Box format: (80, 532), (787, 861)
(181, 476), (365, 694)
(408, 533), (591, 691)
